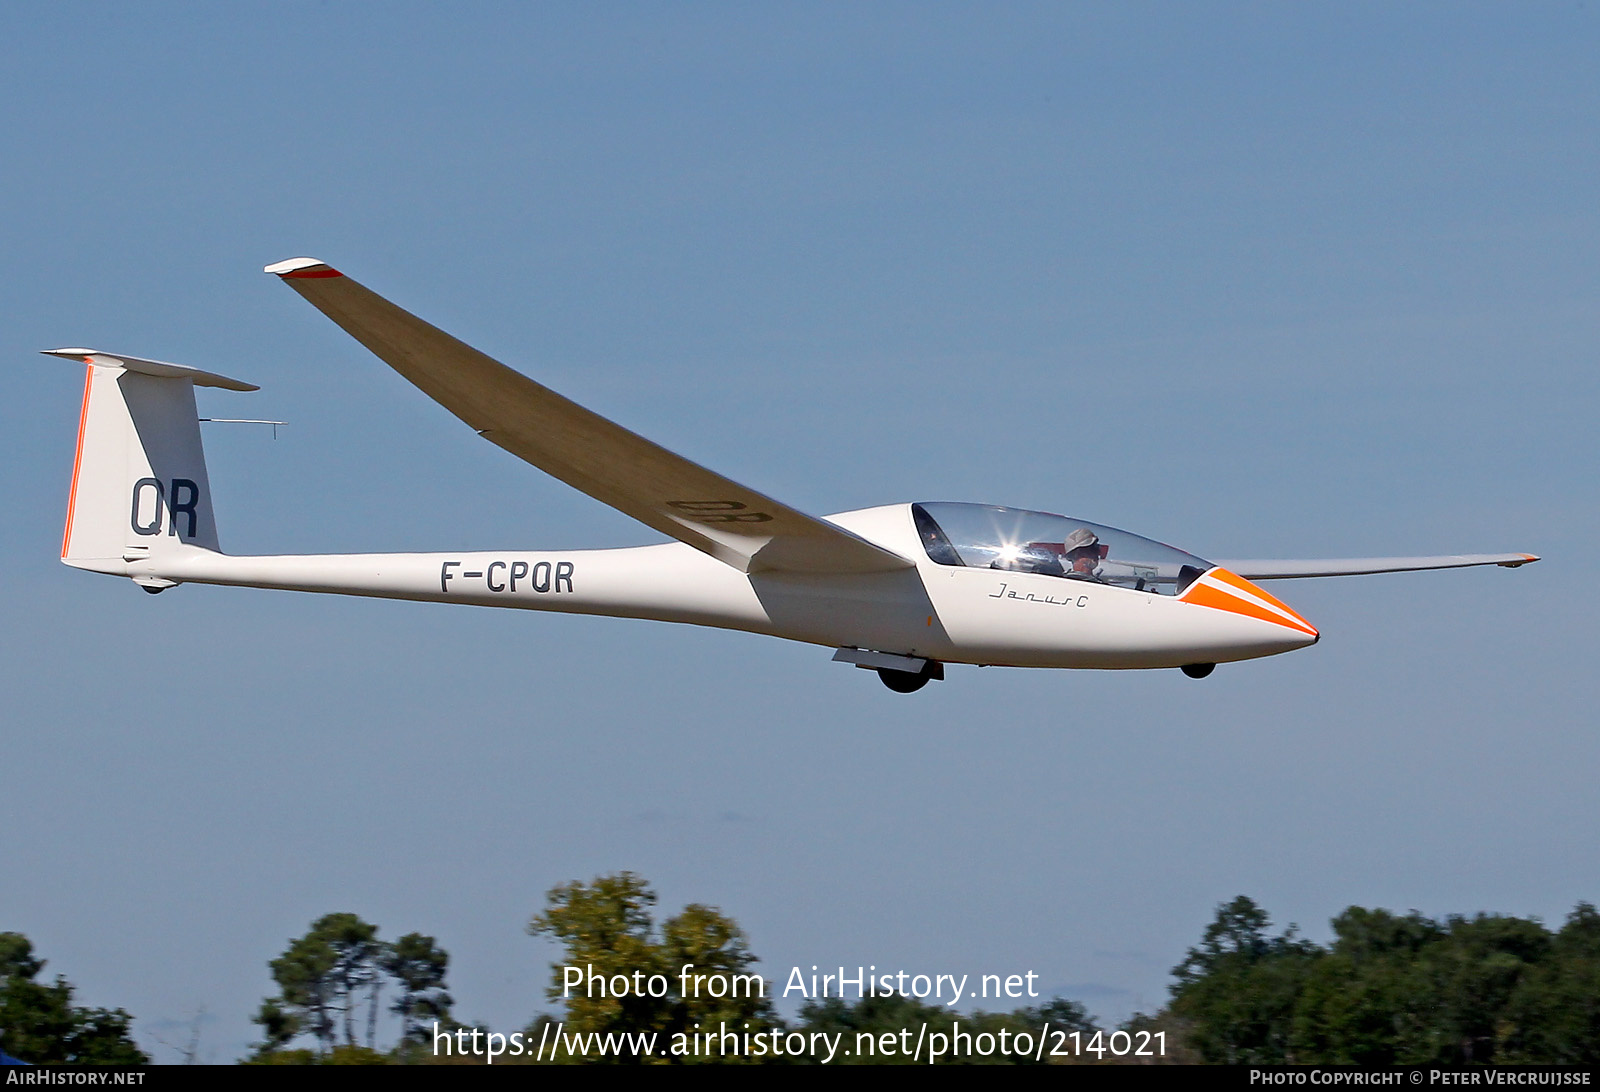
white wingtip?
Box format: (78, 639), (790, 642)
(264, 256), (339, 277)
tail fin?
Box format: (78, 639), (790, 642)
(48, 349), (257, 585)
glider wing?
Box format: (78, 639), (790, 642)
(265, 258), (911, 575)
(1213, 554), (1540, 580)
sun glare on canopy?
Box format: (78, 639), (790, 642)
(912, 502), (1212, 596)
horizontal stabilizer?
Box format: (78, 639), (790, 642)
(43, 348), (258, 392)
(1214, 554), (1540, 580)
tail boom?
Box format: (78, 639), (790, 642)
(141, 544), (778, 633)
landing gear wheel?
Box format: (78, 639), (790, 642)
(1181, 662), (1216, 679)
(878, 668), (929, 693)
(877, 660), (944, 693)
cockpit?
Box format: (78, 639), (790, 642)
(911, 502), (1213, 596)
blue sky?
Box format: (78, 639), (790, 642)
(3, 2), (1596, 1061)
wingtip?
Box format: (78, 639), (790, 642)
(1499, 554), (1541, 568)
(264, 256), (342, 278)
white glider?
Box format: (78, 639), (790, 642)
(47, 259), (1539, 692)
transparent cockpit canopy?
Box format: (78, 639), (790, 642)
(912, 502), (1213, 595)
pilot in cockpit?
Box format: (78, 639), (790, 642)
(1064, 528), (1107, 580)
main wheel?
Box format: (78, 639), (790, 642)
(878, 668), (930, 693)
(1180, 662), (1216, 679)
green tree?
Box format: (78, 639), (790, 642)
(1119, 1009), (1203, 1065)
(528, 872), (779, 1063)
(1169, 896), (1323, 1063)
(1288, 907), (1442, 1065)
(320, 914), (384, 1049)
(797, 994), (957, 1064)
(1414, 909), (1548, 1056)
(658, 901), (772, 1045)
(1406, 912), (1549, 1064)
(528, 873), (663, 1056)
(257, 923), (338, 1053)
(382, 933), (453, 1044)
(1166, 898), (1582, 1065)
(1501, 903), (1600, 1064)
(0, 933), (148, 1064)
(1019, 996), (1098, 1036)
(251, 913), (398, 1058)
(796, 993), (1097, 1065)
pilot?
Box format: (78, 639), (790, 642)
(1064, 528), (1105, 579)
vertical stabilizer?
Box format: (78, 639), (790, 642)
(49, 349), (256, 583)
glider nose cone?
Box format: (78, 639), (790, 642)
(1179, 567), (1319, 648)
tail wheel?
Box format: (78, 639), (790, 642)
(1181, 662), (1216, 679)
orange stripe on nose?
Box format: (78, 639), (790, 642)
(1179, 568), (1318, 637)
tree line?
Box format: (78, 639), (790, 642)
(1167, 895), (1600, 1065)
(4, 886), (1597, 1064)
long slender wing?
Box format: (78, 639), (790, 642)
(1213, 554), (1540, 580)
(265, 257), (911, 575)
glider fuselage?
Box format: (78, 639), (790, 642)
(102, 501), (1316, 671)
